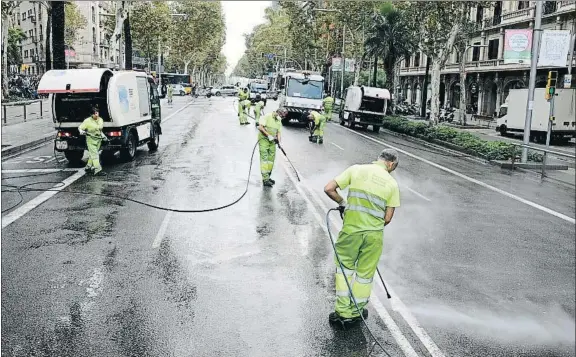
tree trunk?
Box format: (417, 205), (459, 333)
(421, 56), (431, 118)
(2, 15), (10, 98)
(392, 59), (400, 114)
(123, 13), (132, 69)
(429, 59), (442, 124)
(459, 51), (467, 125)
(51, 2), (65, 69)
(384, 56), (394, 89)
(372, 56), (378, 87)
(184, 61), (191, 74)
(45, 8), (52, 71)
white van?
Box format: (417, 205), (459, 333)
(340, 86), (390, 133)
(37, 69), (162, 165)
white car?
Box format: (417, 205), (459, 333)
(211, 85), (237, 96)
(171, 84), (187, 96)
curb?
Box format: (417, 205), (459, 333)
(1, 132), (55, 157)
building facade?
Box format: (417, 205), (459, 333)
(11, 1), (121, 75)
(398, 0), (576, 117)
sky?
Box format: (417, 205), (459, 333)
(222, 1), (271, 77)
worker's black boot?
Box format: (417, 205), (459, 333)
(263, 179), (274, 187)
(309, 135), (317, 143)
(268, 178), (275, 184)
(318, 137), (324, 144)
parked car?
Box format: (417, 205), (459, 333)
(170, 84), (187, 96)
(267, 89), (279, 100)
(180, 83), (193, 95)
(211, 85), (237, 96)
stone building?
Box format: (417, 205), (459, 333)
(11, 1), (120, 74)
(398, 1), (576, 117)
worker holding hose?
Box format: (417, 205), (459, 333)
(239, 99), (252, 125)
(253, 98), (265, 127)
(78, 106), (107, 176)
(323, 149), (401, 326)
(258, 107), (288, 187)
(306, 110), (326, 144)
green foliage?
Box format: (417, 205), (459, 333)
(358, 69), (386, 88)
(64, 2), (87, 47)
(7, 27), (26, 67)
(130, 2), (173, 64)
(381, 117), (543, 162)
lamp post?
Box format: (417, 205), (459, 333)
(458, 43), (488, 124)
(313, 8), (345, 99)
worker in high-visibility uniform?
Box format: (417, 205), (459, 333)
(166, 84), (173, 105)
(323, 149), (401, 326)
(306, 110), (326, 144)
(78, 107), (108, 176)
(322, 93), (334, 122)
(253, 98), (265, 127)
(258, 107), (288, 187)
(239, 99), (252, 125)
(237, 87), (249, 123)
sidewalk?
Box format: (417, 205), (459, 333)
(1, 117), (55, 156)
(1, 99), (51, 126)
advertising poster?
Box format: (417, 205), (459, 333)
(504, 29), (532, 64)
(538, 30), (571, 67)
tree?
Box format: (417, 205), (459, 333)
(2, 0), (19, 98)
(407, 1), (486, 124)
(130, 1), (172, 69)
(64, 2), (87, 47)
(124, 12), (132, 69)
(7, 27), (27, 68)
(51, 1), (66, 69)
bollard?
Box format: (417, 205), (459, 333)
(3, 105), (6, 124)
(40, 100), (43, 118)
(541, 151), (547, 178)
(23, 103), (27, 122)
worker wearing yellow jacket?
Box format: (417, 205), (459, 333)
(307, 110), (326, 144)
(324, 149), (401, 326)
(78, 107), (107, 176)
(253, 100), (265, 127)
(237, 87), (249, 124)
(258, 108), (288, 187)
(323, 94), (334, 121)
(239, 99), (252, 125)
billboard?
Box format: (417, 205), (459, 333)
(332, 57), (355, 72)
(538, 30), (572, 67)
(504, 29), (532, 65)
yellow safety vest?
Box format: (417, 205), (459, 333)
(258, 112), (282, 139)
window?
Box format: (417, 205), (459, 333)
(27, 9), (32, 17)
(38, 6), (42, 19)
(517, 1), (529, 10)
(92, 6), (95, 23)
(472, 42), (481, 61)
(40, 25), (43, 40)
(21, 12), (26, 21)
(92, 28), (96, 43)
(414, 52), (421, 67)
(286, 78), (323, 100)
(476, 6), (483, 23)
(24, 50), (29, 58)
(488, 39), (499, 60)
(136, 76), (151, 117)
(29, 29), (33, 38)
(404, 55), (410, 67)
(455, 50), (461, 63)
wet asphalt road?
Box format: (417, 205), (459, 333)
(1, 96), (575, 357)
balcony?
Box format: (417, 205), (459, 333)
(483, 16), (502, 29)
(501, 7), (534, 24)
(30, 15), (36, 23)
(558, 0), (576, 12)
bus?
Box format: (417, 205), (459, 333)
(157, 73), (193, 97)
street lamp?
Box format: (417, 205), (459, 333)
(313, 8), (345, 99)
(458, 43), (488, 124)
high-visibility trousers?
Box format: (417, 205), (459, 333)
(334, 230), (383, 318)
(86, 136), (102, 172)
(258, 138), (276, 181)
(313, 116), (326, 137)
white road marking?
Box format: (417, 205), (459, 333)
(2, 168), (80, 174)
(162, 100), (197, 123)
(278, 157), (422, 357)
(337, 126), (576, 224)
(152, 211), (173, 248)
(330, 142), (344, 150)
(2, 170), (85, 229)
(403, 186), (432, 202)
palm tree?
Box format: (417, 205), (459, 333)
(51, 1), (65, 69)
(364, 4), (417, 90)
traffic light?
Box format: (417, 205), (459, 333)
(545, 71), (558, 100)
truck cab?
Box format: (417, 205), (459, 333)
(278, 71), (325, 125)
(38, 69), (162, 165)
(247, 81), (269, 106)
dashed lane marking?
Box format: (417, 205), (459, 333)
(336, 125), (576, 224)
(2, 170), (85, 229)
(152, 211), (173, 248)
(330, 142), (344, 150)
(403, 186), (431, 202)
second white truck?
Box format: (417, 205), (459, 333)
(496, 88), (576, 143)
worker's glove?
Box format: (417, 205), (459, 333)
(273, 137), (279, 145)
(267, 135), (275, 142)
(337, 199), (346, 219)
(78, 129), (86, 135)
(100, 132), (108, 141)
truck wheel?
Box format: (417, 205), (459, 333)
(215, 91), (221, 96)
(340, 111), (346, 126)
(346, 114), (356, 129)
(121, 131), (138, 162)
(499, 125), (507, 136)
(281, 118), (290, 125)
(372, 125), (380, 133)
(64, 150), (84, 166)
(147, 125), (160, 151)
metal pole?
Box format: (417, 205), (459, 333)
(340, 25), (345, 99)
(542, 92), (555, 177)
(568, 19), (576, 76)
(521, 1), (543, 163)
(157, 41), (162, 88)
(283, 46), (287, 74)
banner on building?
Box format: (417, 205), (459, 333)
(504, 29), (532, 64)
(538, 30), (571, 67)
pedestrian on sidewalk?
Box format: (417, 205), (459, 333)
(79, 107), (107, 176)
(323, 149), (401, 326)
(257, 107), (288, 187)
